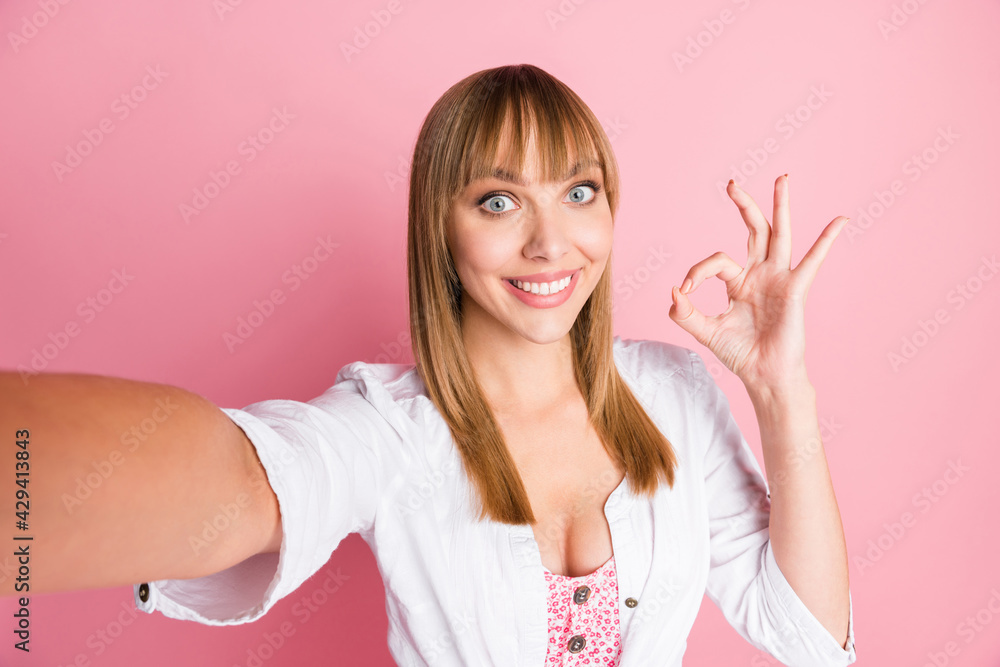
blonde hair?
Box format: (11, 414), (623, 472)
(407, 64), (676, 524)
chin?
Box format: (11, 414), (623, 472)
(509, 316), (577, 345)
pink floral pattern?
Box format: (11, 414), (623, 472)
(543, 555), (622, 665)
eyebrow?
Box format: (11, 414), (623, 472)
(484, 158), (603, 187)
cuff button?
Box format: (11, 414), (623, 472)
(138, 583), (150, 603)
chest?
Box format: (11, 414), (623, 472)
(499, 410), (625, 578)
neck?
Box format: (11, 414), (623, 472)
(460, 301), (579, 412)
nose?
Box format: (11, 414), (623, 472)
(522, 194), (570, 261)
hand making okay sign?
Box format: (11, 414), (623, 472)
(668, 174), (850, 391)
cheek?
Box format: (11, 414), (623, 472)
(451, 227), (517, 283)
(577, 216), (614, 263)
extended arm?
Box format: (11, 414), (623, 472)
(0, 371), (281, 595)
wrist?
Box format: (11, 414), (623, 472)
(744, 374), (816, 412)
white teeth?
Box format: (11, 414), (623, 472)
(511, 275), (573, 296)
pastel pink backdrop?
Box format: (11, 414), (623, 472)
(1, 1), (997, 665)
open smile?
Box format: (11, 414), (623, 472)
(501, 269), (580, 308)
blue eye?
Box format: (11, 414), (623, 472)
(566, 184), (596, 204)
(482, 194), (517, 216)
(476, 180), (602, 219)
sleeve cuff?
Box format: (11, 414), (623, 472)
(762, 540), (857, 665)
(133, 552), (281, 625)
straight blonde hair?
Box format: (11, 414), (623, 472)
(407, 64), (676, 524)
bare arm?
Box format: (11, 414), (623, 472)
(749, 379), (850, 650)
(0, 371), (282, 595)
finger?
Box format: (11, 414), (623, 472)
(669, 285), (714, 348)
(679, 251), (744, 294)
(791, 215), (850, 293)
(728, 180), (771, 267)
(770, 174), (792, 270)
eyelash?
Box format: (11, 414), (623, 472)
(477, 180), (603, 219)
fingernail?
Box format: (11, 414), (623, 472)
(681, 278), (692, 293)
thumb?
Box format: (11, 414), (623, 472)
(669, 285), (711, 347)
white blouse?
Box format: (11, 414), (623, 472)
(134, 336), (857, 666)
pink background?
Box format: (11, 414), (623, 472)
(2, 0), (998, 665)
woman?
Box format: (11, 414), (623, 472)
(4, 64), (855, 665)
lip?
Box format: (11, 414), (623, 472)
(502, 269), (580, 309)
(502, 268), (581, 282)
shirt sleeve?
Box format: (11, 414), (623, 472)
(689, 350), (857, 666)
(132, 373), (399, 625)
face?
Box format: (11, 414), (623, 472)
(446, 133), (614, 347)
